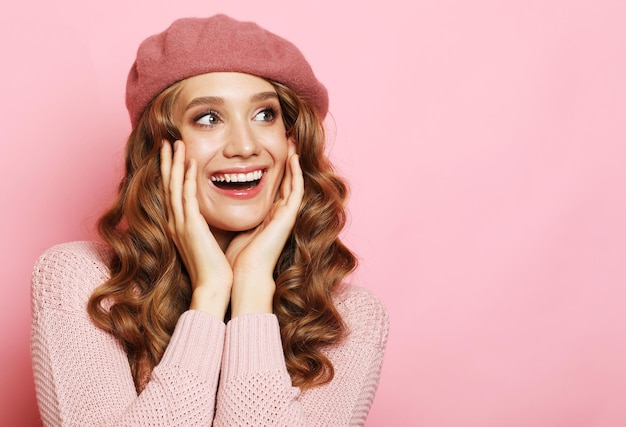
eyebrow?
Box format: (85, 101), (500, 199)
(250, 91), (279, 103)
(186, 96), (224, 110)
(185, 91), (279, 111)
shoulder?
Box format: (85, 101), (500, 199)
(333, 285), (389, 349)
(31, 241), (113, 314)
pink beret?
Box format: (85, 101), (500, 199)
(126, 15), (329, 127)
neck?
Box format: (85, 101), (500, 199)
(210, 227), (237, 252)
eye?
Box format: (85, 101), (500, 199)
(194, 110), (221, 127)
(254, 107), (276, 122)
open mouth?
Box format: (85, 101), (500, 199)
(211, 170), (264, 191)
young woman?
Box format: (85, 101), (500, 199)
(31, 15), (388, 426)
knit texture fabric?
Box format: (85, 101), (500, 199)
(31, 241), (389, 426)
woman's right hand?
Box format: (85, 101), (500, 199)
(160, 140), (232, 319)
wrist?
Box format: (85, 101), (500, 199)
(189, 286), (231, 319)
(230, 275), (275, 318)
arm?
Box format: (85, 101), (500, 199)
(302, 287), (390, 425)
(31, 242), (225, 426)
(213, 287), (389, 426)
(212, 143), (389, 424)
(159, 140), (389, 424)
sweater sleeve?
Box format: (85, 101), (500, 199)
(30, 242), (226, 426)
(212, 286), (389, 426)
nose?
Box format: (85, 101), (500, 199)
(222, 121), (261, 158)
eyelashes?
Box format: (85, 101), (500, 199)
(253, 107), (278, 122)
(192, 109), (220, 127)
(191, 106), (280, 129)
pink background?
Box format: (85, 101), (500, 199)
(2, 1), (625, 425)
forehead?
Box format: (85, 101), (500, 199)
(177, 72), (277, 103)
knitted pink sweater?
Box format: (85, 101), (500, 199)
(31, 241), (389, 426)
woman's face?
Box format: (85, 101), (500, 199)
(172, 72), (291, 240)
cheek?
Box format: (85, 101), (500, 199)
(183, 137), (219, 164)
(267, 135), (290, 163)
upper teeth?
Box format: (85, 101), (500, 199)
(211, 170), (264, 183)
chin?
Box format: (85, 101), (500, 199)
(201, 194), (276, 233)
(206, 211), (267, 233)
(220, 220), (263, 233)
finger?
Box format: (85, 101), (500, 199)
(280, 154), (293, 202)
(262, 154), (302, 241)
(160, 140), (173, 218)
(278, 141), (297, 202)
(169, 141), (186, 229)
(183, 159), (202, 223)
(286, 154), (304, 210)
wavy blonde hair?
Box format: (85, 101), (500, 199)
(87, 78), (356, 392)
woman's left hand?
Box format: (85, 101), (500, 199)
(225, 145), (304, 317)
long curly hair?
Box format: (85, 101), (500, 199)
(87, 78), (357, 392)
